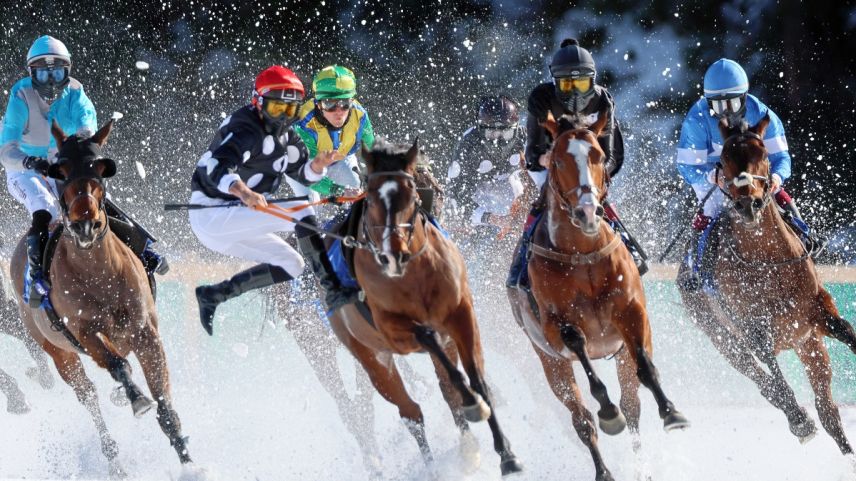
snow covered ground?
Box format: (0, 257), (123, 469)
(0, 277), (854, 481)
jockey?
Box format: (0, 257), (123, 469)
(293, 65), (374, 311)
(190, 65), (338, 335)
(0, 36), (166, 308)
(295, 65), (375, 198)
(506, 38), (646, 291)
(445, 95), (527, 238)
(676, 58), (826, 285)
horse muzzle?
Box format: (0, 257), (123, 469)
(68, 219), (103, 249)
(733, 195), (765, 226)
(571, 203), (604, 237)
(375, 250), (412, 277)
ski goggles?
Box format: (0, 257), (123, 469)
(482, 125), (516, 141)
(708, 95), (744, 117)
(556, 76), (592, 93)
(262, 98), (300, 118)
(318, 98), (354, 112)
(30, 66), (69, 85)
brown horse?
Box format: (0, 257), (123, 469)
(9, 121), (191, 477)
(508, 112), (689, 481)
(327, 139), (523, 476)
(677, 115), (856, 455)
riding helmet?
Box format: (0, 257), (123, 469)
(26, 35), (71, 103)
(703, 58), (749, 118)
(549, 38), (597, 113)
(478, 95), (520, 127)
(252, 65), (305, 135)
(313, 65), (357, 100)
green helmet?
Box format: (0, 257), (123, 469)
(313, 65), (357, 99)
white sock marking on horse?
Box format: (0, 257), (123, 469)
(378, 180), (398, 254)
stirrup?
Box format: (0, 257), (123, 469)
(28, 277), (50, 308)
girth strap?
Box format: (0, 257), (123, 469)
(530, 235), (622, 265)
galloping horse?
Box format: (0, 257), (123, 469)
(677, 115), (856, 455)
(508, 112), (689, 481)
(10, 121), (192, 477)
(327, 140), (523, 476)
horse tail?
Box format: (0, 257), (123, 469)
(822, 313), (856, 356)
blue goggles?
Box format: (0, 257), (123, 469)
(30, 66), (68, 84)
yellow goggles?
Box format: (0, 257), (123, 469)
(557, 77), (593, 93)
(263, 98), (299, 118)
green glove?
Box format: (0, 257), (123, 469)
(309, 177), (346, 197)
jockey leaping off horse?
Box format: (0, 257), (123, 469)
(506, 38), (647, 292)
(0, 35), (167, 308)
(676, 58), (827, 289)
(190, 65), (340, 335)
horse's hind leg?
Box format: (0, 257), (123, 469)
(46, 345), (125, 478)
(133, 323), (192, 464)
(534, 344), (613, 481)
(440, 310), (523, 476)
(615, 346), (641, 439)
(616, 301), (689, 432)
(0, 367), (30, 414)
(22, 332), (54, 389)
(557, 319), (624, 435)
(818, 288), (856, 356)
(797, 333), (853, 454)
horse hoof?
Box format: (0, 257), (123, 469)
(132, 396), (157, 418)
(458, 431), (481, 474)
(798, 428), (817, 445)
(663, 411), (691, 432)
(108, 460), (128, 480)
(462, 394), (491, 422)
(110, 385), (130, 407)
(596, 471), (616, 481)
(500, 456), (524, 476)
(598, 410), (627, 436)
(789, 414), (817, 443)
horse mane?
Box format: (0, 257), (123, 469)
(364, 138), (423, 173)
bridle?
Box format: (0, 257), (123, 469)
(547, 130), (607, 229)
(57, 171), (110, 246)
(361, 170), (428, 264)
(717, 131), (773, 216)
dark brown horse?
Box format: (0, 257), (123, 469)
(10, 121), (191, 477)
(327, 140), (523, 476)
(508, 113), (689, 481)
(677, 115), (856, 455)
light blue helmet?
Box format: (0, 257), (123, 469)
(26, 35), (71, 66)
(703, 58), (748, 99)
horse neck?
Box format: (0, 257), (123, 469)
(545, 191), (613, 253)
(728, 203), (804, 262)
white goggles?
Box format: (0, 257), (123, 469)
(484, 127), (515, 141)
(709, 96), (743, 117)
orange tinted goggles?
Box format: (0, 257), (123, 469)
(263, 98), (300, 118)
(556, 77), (593, 93)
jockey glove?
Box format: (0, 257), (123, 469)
(692, 211), (712, 231)
(774, 188), (793, 208)
(23, 156), (50, 175)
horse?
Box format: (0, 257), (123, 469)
(677, 115), (856, 456)
(507, 112), (689, 481)
(0, 267), (54, 414)
(9, 120), (192, 477)
(326, 139), (523, 476)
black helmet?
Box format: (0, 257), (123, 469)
(550, 38), (597, 113)
(478, 95), (520, 127)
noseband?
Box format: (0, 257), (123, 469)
(361, 170), (427, 262)
(548, 135), (607, 230)
(718, 131), (773, 217)
(59, 176), (109, 244)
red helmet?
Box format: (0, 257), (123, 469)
(253, 65), (304, 103)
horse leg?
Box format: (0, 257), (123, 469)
(0, 367), (30, 414)
(132, 323), (192, 464)
(83, 331), (157, 418)
(426, 339), (482, 471)
(533, 344), (613, 481)
(556, 319), (624, 435)
(615, 346), (641, 442)
(21, 330), (54, 389)
(442, 311), (524, 476)
(818, 288), (856, 356)
(45, 344), (126, 478)
(616, 300), (689, 431)
(348, 335), (432, 465)
(797, 333), (853, 454)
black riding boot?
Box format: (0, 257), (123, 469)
(26, 210), (52, 308)
(780, 201), (828, 256)
(297, 220), (360, 313)
(108, 216), (169, 276)
(196, 264), (292, 336)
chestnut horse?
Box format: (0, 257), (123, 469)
(10, 121), (191, 477)
(508, 113), (689, 481)
(327, 140), (523, 476)
(677, 115), (856, 455)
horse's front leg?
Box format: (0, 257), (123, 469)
(132, 320), (192, 464)
(81, 328), (156, 418)
(0, 367), (30, 414)
(439, 303), (524, 476)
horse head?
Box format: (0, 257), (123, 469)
(717, 114), (771, 226)
(47, 119), (117, 249)
(361, 138), (422, 277)
(542, 109), (609, 236)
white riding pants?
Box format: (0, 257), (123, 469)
(6, 170), (60, 218)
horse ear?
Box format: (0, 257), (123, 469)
(541, 111), (559, 139)
(90, 119), (114, 147)
(751, 113), (771, 138)
(405, 137), (419, 167)
(589, 107), (609, 137)
(50, 120), (66, 148)
(361, 142), (374, 170)
(47, 163), (68, 181)
(96, 158), (117, 178)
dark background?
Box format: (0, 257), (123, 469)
(1, 0), (854, 262)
